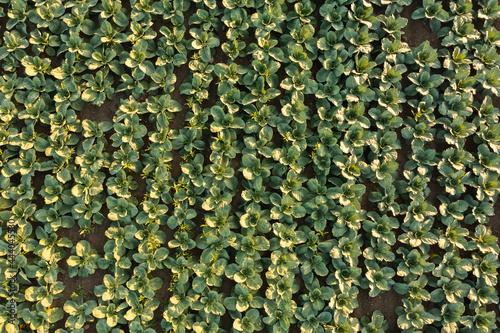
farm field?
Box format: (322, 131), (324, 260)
(0, 0), (500, 332)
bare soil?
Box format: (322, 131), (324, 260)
(79, 92), (128, 124)
(400, 0), (441, 49)
(354, 288), (402, 332)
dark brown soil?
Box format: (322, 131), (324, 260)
(130, 170), (148, 204)
(169, 61), (191, 130)
(400, 0), (441, 48)
(151, 268), (172, 332)
(79, 92), (128, 123)
(354, 288), (402, 332)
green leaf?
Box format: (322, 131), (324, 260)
(114, 12), (129, 27)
